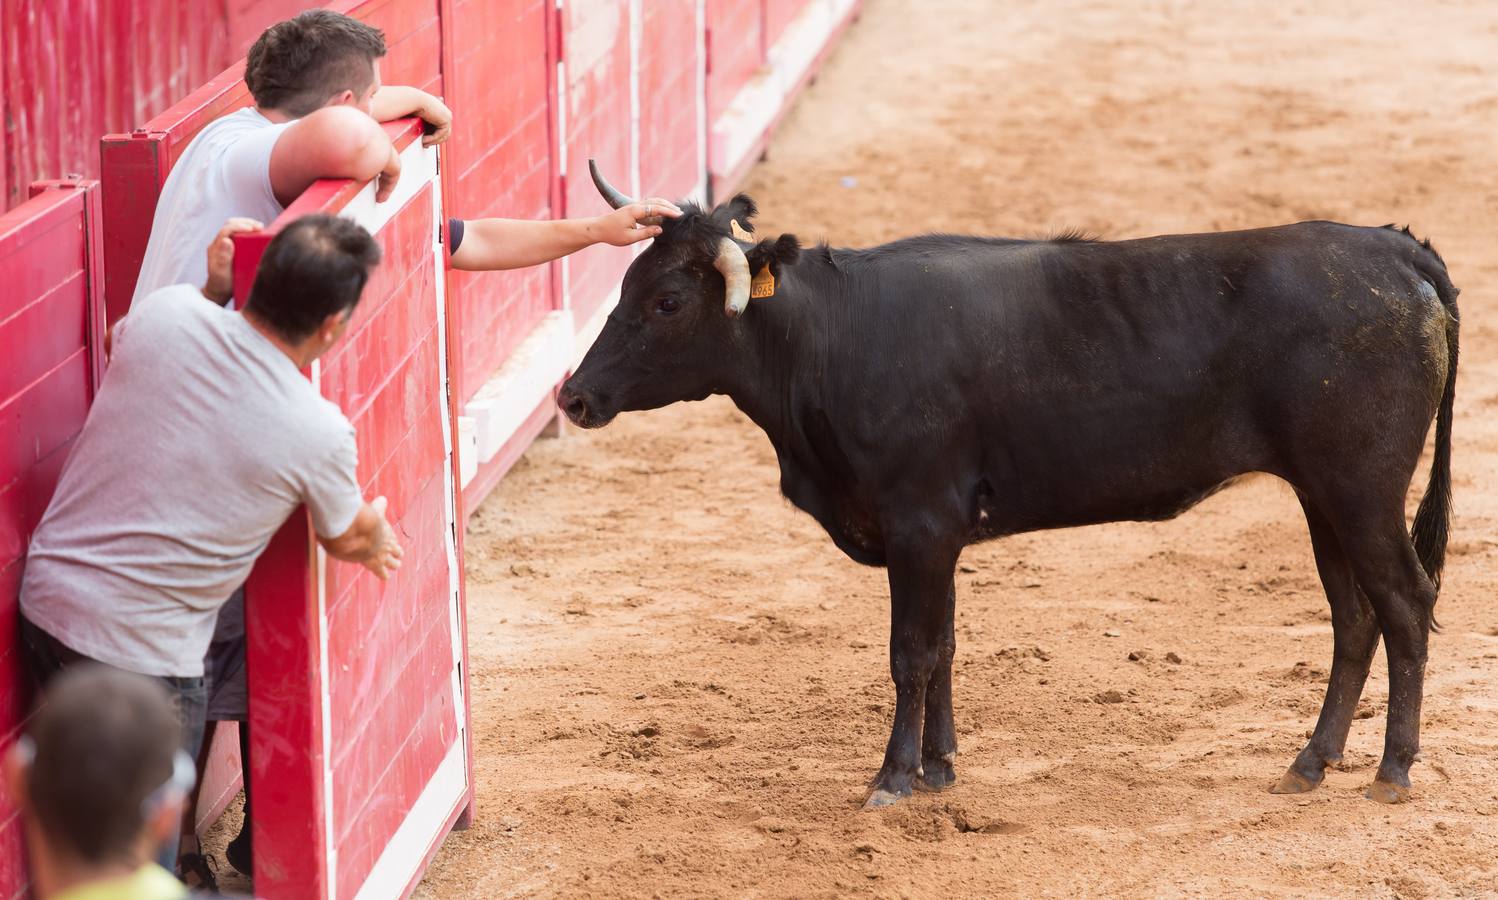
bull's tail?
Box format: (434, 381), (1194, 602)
(1403, 230), (1459, 627)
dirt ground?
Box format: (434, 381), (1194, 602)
(416, 0), (1498, 896)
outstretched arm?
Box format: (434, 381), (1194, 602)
(450, 199), (682, 271)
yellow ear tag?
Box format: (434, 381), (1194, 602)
(750, 266), (776, 299)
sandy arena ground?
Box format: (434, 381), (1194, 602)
(416, 0), (1498, 895)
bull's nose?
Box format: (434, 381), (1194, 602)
(558, 385), (589, 425)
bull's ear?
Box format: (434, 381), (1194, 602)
(746, 234), (802, 278)
(713, 193), (758, 233)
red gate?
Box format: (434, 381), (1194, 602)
(0, 179), (107, 889)
(231, 121), (469, 900)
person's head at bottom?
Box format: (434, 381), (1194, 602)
(3, 665), (194, 899)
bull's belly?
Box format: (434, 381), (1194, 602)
(976, 469), (1255, 538)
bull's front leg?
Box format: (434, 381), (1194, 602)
(865, 537), (960, 809)
(917, 581), (958, 791)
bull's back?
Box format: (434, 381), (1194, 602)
(845, 222), (1450, 533)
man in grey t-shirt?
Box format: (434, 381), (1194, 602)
(19, 214), (403, 759)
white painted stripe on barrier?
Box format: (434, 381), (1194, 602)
(339, 140), (437, 237)
(308, 356), (340, 899)
(464, 310), (575, 462)
(457, 416), (478, 489)
(571, 285), (620, 371)
(351, 740), (467, 900)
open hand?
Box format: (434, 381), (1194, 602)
(590, 198), (683, 247)
(362, 496), (405, 581)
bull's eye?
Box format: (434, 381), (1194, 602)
(656, 296), (680, 315)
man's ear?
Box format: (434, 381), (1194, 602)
(330, 89), (357, 108)
(319, 310), (350, 346)
(745, 234), (802, 278)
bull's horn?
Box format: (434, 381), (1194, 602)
(588, 159), (634, 210)
(714, 237), (751, 318)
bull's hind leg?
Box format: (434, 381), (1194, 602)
(1338, 521), (1436, 803)
(865, 539), (960, 808)
(1273, 498), (1381, 794)
(916, 581), (958, 792)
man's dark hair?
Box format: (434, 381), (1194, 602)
(246, 10), (387, 117)
(26, 665), (181, 864)
(245, 214), (382, 342)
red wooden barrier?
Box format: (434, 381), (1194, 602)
(0, 178), (107, 895)
(230, 120), (470, 900)
(0, 0), (312, 212)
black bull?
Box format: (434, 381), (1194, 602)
(559, 174), (1460, 808)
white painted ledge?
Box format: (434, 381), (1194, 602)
(463, 310), (575, 463)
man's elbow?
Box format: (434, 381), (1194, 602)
(299, 107), (389, 182)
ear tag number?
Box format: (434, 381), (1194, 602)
(751, 267), (776, 299)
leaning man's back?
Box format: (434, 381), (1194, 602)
(21, 284), (361, 678)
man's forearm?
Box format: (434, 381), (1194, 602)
(369, 85), (428, 122)
(450, 218), (600, 271)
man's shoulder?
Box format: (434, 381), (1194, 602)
(193, 107), (274, 141)
(133, 284), (218, 323)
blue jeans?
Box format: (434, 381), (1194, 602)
(18, 614), (208, 872)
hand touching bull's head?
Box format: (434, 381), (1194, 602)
(559, 160), (801, 428)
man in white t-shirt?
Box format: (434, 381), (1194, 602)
(19, 214), (402, 878)
(131, 9), (452, 306)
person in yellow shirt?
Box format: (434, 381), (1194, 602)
(3, 666), (196, 899)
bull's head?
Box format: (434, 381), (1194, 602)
(559, 161), (801, 428)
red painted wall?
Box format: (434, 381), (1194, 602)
(442, 0), (556, 406)
(0, 0), (313, 212)
(706, 0), (765, 126)
(0, 180), (107, 893)
(638, 0), (703, 201)
(560, 0), (635, 329)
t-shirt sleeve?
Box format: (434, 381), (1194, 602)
(219, 120), (296, 213)
(303, 421), (364, 540)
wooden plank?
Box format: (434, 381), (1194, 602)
(0, 360), (90, 504)
(245, 512), (328, 899)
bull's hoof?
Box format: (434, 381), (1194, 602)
(1270, 766), (1323, 795)
(862, 788), (908, 809)
(915, 755), (956, 792)
(1366, 780), (1411, 804)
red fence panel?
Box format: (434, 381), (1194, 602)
(638, 0), (704, 202)
(442, 0), (556, 405)
(0, 0), (314, 213)
(706, 0), (765, 127)
(0, 179), (106, 897)
(232, 121), (469, 900)
(560, 0), (635, 331)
